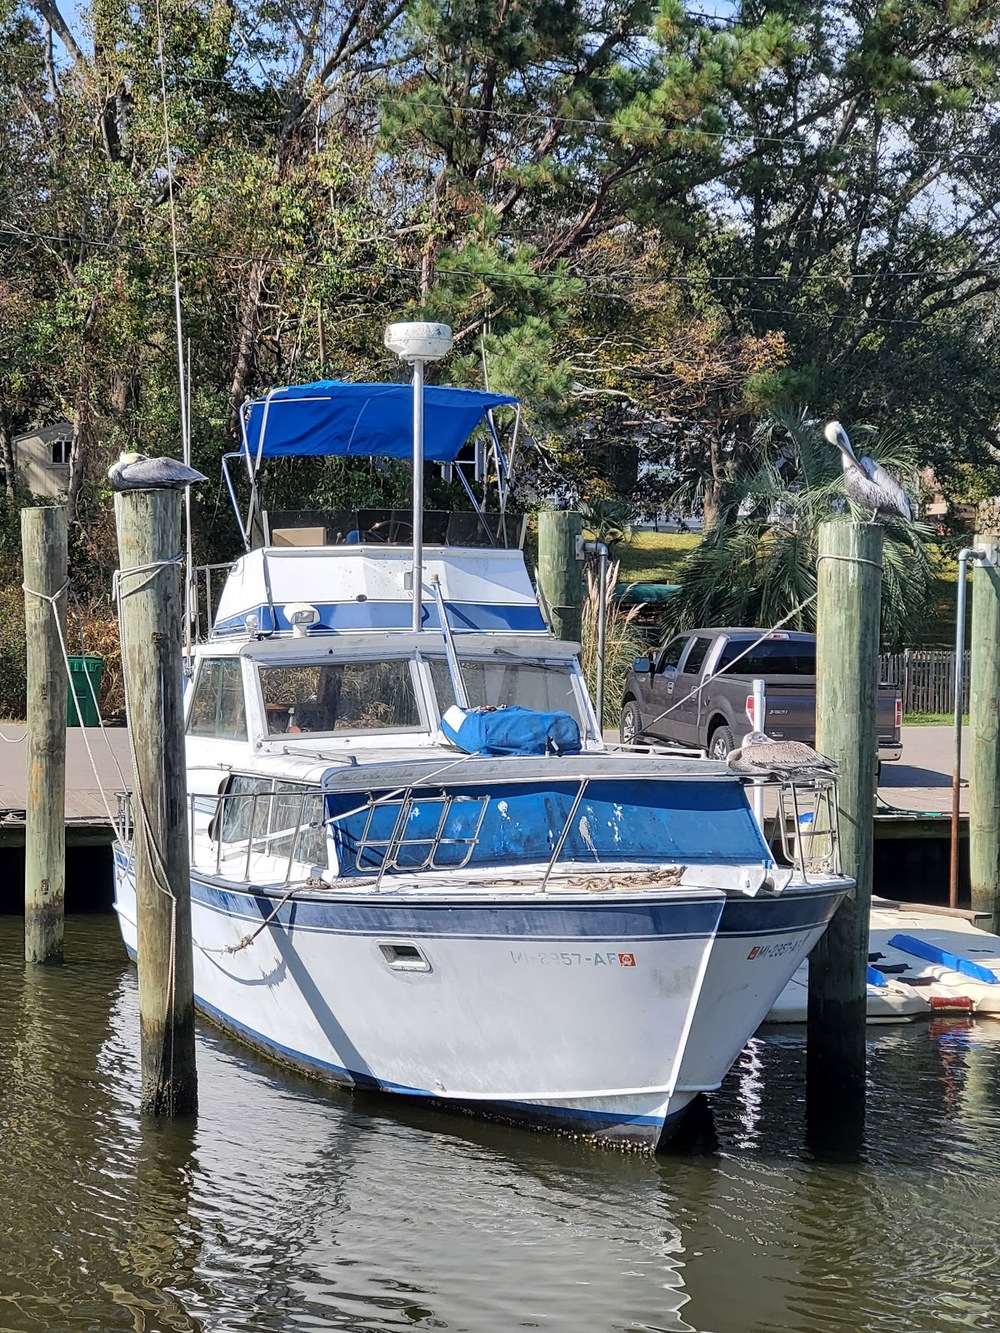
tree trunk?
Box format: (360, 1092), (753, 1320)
(702, 429), (728, 534)
(227, 260), (268, 436)
(0, 400), (16, 502)
(66, 295), (100, 526)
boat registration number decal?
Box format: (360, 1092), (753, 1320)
(747, 939), (802, 961)
(509, 950), (637, 967)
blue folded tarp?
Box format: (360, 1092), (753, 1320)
(440, 705), (582, 756)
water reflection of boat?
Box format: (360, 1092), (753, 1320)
(764, 898), (1000, 1024)
(112, 332), (851, 1151)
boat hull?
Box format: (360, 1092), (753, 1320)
(112, 849), (848, 1149)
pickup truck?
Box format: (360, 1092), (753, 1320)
(619, 627), (903, 763)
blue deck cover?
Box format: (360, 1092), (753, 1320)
(327, 777), (774, 874)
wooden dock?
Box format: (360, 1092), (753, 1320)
(0, 722), (133, 845)
(0, 721), (967, 845)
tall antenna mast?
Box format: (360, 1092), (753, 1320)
(383, 322), (453, 631)
(155, 0), (194, 657)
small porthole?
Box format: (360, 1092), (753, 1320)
(378, 941), (432, 972)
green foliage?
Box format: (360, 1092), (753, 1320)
(699, 0), (1000, 497)
(617, 532), (702, 586)
(580, 499), (635, 551)
(0, 585), (26, 719)
(0, 0), (997, 681)
(667, 408), (936, 649)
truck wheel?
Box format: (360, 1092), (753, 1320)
(708, 725), (735, 760)
(620, 702), (644, 746)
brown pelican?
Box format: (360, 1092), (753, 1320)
(107, 451), (206, 491)
(727, 731), (837, 779)
(824, 420), (913, 522)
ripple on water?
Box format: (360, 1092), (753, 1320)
(2, 917), (1000, 1332)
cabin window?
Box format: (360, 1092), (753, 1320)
(259, 660), (421, 734)
(216, 775), (326, 869)
(187, 658), (248, 740)
(428, 657), (584, 725)
(49, 438), (71, 465)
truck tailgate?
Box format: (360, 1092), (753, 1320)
(727, 677), (815, 741)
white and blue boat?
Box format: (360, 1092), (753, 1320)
(113, 326), (852, 1150)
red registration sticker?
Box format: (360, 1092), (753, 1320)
(618, 953), (636, 967)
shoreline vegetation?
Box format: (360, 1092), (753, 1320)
(3, 4), (995, 725)
(0, 526), (962, 725)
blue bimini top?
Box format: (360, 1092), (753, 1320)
(241, 381), (519, 465)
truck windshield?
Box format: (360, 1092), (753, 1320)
(717, 640), (816, 676)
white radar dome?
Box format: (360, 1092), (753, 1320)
(384, 322), (453, 363)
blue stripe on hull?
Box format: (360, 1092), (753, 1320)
(115, 846), (844, 941)
(717, 884), (845, 938)
(212, 599), (547, 637)
(187, 875), (725, 940)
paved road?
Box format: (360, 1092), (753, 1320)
(0, 721), (965, 823)
(878, 724), (963, 816)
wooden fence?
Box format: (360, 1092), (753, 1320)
(879, 649), (970, 715)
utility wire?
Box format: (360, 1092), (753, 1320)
(1, 222), (996, 305)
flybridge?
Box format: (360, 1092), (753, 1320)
(209, 545), (548, 640)
(224, 376), (521, 557)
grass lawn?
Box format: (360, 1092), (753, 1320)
(904, 712), (966, 726)
(615, 531), (701, 585)
(613, 529), (962, 648)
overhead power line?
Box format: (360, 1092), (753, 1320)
(1, 221), (997, 305)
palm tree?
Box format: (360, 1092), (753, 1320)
(579, 498), (635, 552)
(667, 407), (933, 650)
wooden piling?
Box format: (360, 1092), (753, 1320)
(114, 489), (197, 1116)
(968, 537), (1000, 930)
(537, 510), (583, 643)
(808, 520), (883, 1097)
(21, 506), (68, 965)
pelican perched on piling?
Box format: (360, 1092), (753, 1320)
(823, 420), (913, 522)
(107, 452), (206, 491)
(727, 731), (837, 780)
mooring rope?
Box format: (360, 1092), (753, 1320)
(816, 552), (884, 572)
(200, 882), (304, 956)
(201, 750), (490, 954)
(21, 577), (130, 840)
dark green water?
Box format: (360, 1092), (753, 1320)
(1, 916), (998, 1333)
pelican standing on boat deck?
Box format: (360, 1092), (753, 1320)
(107, 451), (206, 490)
(727, 730), (837, 779)
(823, 420), (913, 523)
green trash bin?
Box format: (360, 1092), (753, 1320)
(67, 654), (104, 727)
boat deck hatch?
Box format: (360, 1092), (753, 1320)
(379, 942), (432, 972)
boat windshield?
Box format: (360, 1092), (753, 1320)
(427, 656), (584, 726)
(259, 661), (421, 734)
